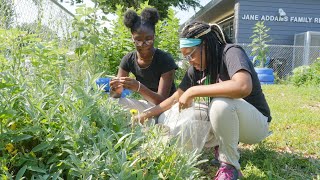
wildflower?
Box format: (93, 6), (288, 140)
(91, 122), (96, 127)
(130, 109), (139, 126)
(130, 109), (138, 116)
(11, 150), (18, 155)
(9, 122), (16, 130)
(5, 143), (15, 153)
(30, 151), (36, 158)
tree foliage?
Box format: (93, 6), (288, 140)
(61, 0), (201, 18)
(0, 0), (14, 29)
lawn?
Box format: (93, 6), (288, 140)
(200, 84), (320, 179)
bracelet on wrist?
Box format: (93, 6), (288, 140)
(136, 81), (141, 92)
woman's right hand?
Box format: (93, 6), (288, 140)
(178, 88), (194, 112)
(119, 77), (140, 92)
(110, 78), (123, 95)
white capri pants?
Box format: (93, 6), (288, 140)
(158, 97), (270, 170)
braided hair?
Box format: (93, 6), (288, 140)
(123, 8), (160, 33)
(180, 21), (232, 84)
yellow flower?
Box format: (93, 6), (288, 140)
(30, 151), (36, 158)
(5, 143), (14, 153)
(130, 109), (139, 116)
(9, 123), (16, 130)
(91, 122), (96, 127)
(11, 150), (18, 155)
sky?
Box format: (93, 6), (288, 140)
(173, 0), (211, 24)
(59, 0), (211, 24)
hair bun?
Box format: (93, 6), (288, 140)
(141, 7), (159, 25)
(123, 9), (140, 29)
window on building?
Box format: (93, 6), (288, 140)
(219, 17), (234, 43)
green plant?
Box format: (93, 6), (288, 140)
(71, 5), (108, 74)
(0, 0), (14, 29)
(249, 21), (271, 68)
(175, 60), (189, 86)
(0, 4), (204, 179)
(289, 57), (320, 86)
(156, 8), (180, 60)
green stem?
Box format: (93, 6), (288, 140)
(0, 118), (2, 135)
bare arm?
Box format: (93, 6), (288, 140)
(118, 69), (176, 105)
(139, 69), (175, 105)
(138, 88), (184, 123)
(117, 68), (129, 78)
(178, 70), (252, 108)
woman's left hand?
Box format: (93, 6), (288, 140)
(119, 77), (140, 91)
(178, 90), (193, 111)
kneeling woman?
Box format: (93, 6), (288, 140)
(135, 21), (272, 180)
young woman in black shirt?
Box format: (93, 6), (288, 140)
(110, 8), (178, 112)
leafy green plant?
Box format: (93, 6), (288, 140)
(156, 8), (180, 60)
(138, 127), (204, 180)
(0, 3), (203, 179)
(289, 57), (320, 86)
(72, 5), (109, 74)
(249, 21), (271, 68)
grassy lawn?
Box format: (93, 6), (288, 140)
(200, 84), (320, 179)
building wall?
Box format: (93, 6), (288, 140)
(234, 1), (240, 44)
(236, 0), (320, 45)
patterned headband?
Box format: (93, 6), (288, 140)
(194, 28), (211, 38)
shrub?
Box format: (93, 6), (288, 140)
(289, 57), (320, 86)
(0, 4), (203, 178)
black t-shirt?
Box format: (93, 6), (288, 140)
(179, 44), (272, 122)
(120, 49), (178, 96)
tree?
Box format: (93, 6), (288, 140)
(60, 0), (80, 5)
(249, 21), (271, 68)
(60, 0), (201, 19)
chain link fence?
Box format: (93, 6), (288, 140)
(0, 0), (74, 40)
(240, 44), (320, 79)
